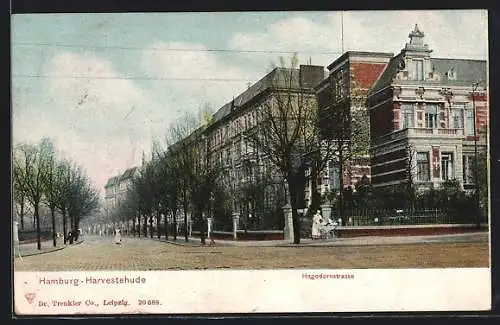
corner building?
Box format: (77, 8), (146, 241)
(367, 25), (488, 191)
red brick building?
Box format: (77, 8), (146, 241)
(314, 51), (393, 199)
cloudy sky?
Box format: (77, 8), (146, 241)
(11, 10), (488, 198)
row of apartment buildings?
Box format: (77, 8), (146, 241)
(106, 24), (488, 225)
(104, 167), (139, 218)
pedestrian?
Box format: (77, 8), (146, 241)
(114, 228), (122, 245)
(311, 210), (323, 240)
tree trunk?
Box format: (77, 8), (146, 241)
(20, 202), (25, 230)
(183, 195), (189, 242)
(51, 207), (57, 247)
(163, 210), (168, 240)
(199, 210), (206, 245)
(157, 211), (161, 239)
(307, 160), (321, 218)
(132, 217), (136, 237)
(62, 208), (67, 244)
(73, 216), (80, 242)
(173, 209), (178, 241)
(143, 214), (148, 237)
(287, 175), (301, 244)
(34, 204), (41, 250)
(137, 215), (141, 237)
(150, 214), (154, 239)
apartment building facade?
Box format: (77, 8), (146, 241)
(367, 25), (488, 191)
(314, 51), (393, 198)
(200, 65), (325, 228)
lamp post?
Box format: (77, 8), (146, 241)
(471, 81), (481, 229)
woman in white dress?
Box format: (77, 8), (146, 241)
(311, 210), (323, 239)
(114, 228), (122, 244)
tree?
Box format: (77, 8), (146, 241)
(404, 143), (417, 211)
(132, 161), (155, 238)
(246, 55), (322, 244)
(54, 159), (74, 244)
(13, 141), (49, 250)
(40, 138), (60, 247)
(67, 168), (99, 241)
(13, 151), (28, 231)
(165, 113), (201, 241)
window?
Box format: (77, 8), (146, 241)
(334, 70), (345, 101)
(402, 104), (414, 128)
(425, 104), (438, 129)
(451, 108), (464, 129)
(328, 161), (340, 191)
(441, 153), (454, 181)
(462, 155), (475, 184)
(416, 152), (430, 181)
(466, 109), (475, 136)
(414, 60), (424, 80)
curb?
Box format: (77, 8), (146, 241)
(152, 237), (219, 247)
(158, 239), (206, 247)
(15, 245), (66, 258)
(15, 239), (85, 258)
(273, 238), (489, 248)
(158, 234), (488, 248)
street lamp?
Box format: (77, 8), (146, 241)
(471, 81), (483, 229)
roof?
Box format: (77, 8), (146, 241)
(367, 55), (487, 97)
(211, 66), (324, 125)
(327, 51), (394, 70)
(104, 176), (120, 188)
(367, 52), (404, 96)
(120, 167), (138, 181)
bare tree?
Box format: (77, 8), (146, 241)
(404, 143), (417, 211)
(165, 113), (200, 241)
(13, 152), (27, 231)
(55, 159), (74, 244)
(246, 55), (322, 244)
(40, 138), (60, 247)
(67, 167), (99, 241)
(13, 141), (49, 250)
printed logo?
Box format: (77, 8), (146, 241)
(24, 292), (36, 304)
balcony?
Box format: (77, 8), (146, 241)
(373, 128), (464, 147)
(408, 128), (463, 137)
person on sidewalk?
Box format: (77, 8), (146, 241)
(114, 228), (122, 245)
(312, 210), (323, 240)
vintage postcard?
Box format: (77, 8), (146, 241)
(11, 10), (491, 315)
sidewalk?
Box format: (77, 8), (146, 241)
(13, 237), (85, 258)
(150, 231), (488, 248)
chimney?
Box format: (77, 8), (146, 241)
(299, 65), (325, 88)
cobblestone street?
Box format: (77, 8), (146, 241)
(13, 235), (489, 271)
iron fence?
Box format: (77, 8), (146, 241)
(329, 208), (486, 227)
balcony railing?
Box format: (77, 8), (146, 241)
(373, 128), (465, 146)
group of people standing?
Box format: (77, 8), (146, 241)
(311, 210), (340, 240)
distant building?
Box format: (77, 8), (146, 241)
(367, 24), (488, 191)
(104, 167), (139, 218)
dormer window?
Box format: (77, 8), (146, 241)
(413, 59), (424, 80)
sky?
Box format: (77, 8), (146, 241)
(11, 10), (489, 199)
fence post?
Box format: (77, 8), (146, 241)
(282, 204), (293, 241)
(232, 212), (240, 240)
